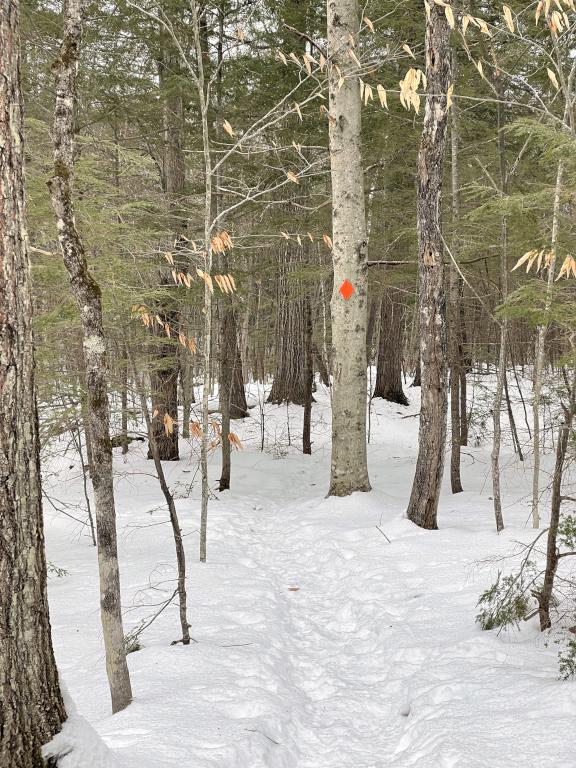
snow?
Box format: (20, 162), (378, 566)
(42, 376), (576, 767)
(42, 688), (121, 768)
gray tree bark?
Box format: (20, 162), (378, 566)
(146, 24), (187, 462)
(406, 1), (451, 529)
(268, 245), (309, 406)
(491, 75), (509, 531)
(0, 1), (67, 762)
(538, 373), (576, 630)
(373, 290), (408, 405)
(48, 0), (132, 714)
(327, 0), (371, 496)
(448, 80), (463, 494)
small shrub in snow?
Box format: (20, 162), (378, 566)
(47, 562), (69, 578)
(558, 514), (576, 550)
(476, 566), (535, 631)
(558, 639), (576, 680)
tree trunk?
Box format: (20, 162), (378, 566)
(405, 1), (451, 529)
(132, 361), (190, 644)
(268, 245), (309, 406)
(532, 160), (564, 529)
(366, 298), (379, 366)
(48, 0), (132, 714)
(373, 290), (408, 405)
(491, 69), (509, 530)
(327, 0), (371, 496)
(120, 343), (129, 455)
(303, 299), (314, 454)
(146, 23), (187, 461)
(313, 343), (330, 387)
(412, 356), (421, 387)
(0, 1), (67, 761)
(448, 79), (463, 494)
(148, 351), (180, 461)
(459, 365), (468, 444)
(191, 0), (214, 564)
(226, 309), (248, 419)
(180, 345), (194, 439)
(538, 375), (576, 630)
(218, 308), (243, 491)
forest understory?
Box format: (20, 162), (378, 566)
(43, 375), (576, 768)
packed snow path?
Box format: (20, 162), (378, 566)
(44, 389), (576, 767)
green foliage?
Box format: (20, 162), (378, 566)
(476, 566), (535, 631)
(558, 639), (576, 680)
(558, 514), (576, 551)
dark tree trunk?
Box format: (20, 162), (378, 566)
(406, 1), (451, 529)
(146, 25), (187, 461)
(448, 83), (463, 494)
(120, 342), (129, 455)
(412, 356), (421, 387)
(538, 380), (576, 630)
(0, 1), (67, 762)
(219, 305), (248, 492)
(227, 309), (249, 420)
(366, 298), (379, 366)
(219, 309), (232, 491)
(459, 367), (468, 444)
(48, 0), (132, 713)
(303, 299), (314, 454)
(180, 345), (194, 439)
(373, 290), (408, 405)
(148, 343), (180, 461)
(268, 246), (309, 406)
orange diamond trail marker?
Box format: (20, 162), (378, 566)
(339, 279), (355, 300)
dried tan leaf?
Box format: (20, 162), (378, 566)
(503, 4), (515, 32)
(377, 84), (388, 108)
(363, 15), (375, 32)
(547, 67), (560, 89)
(163, 413), (175, 436)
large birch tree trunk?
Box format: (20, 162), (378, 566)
(48, 0), (132, 713)
(0, 0), (67, 762)
(327, 0), (371, 496)
(405, 1), (451, 529)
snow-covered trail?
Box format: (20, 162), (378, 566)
(44, 386), (576, 767)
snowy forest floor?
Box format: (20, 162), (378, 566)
(44, 375), (576, 767)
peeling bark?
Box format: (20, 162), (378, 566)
(406, 2), (451, 529)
